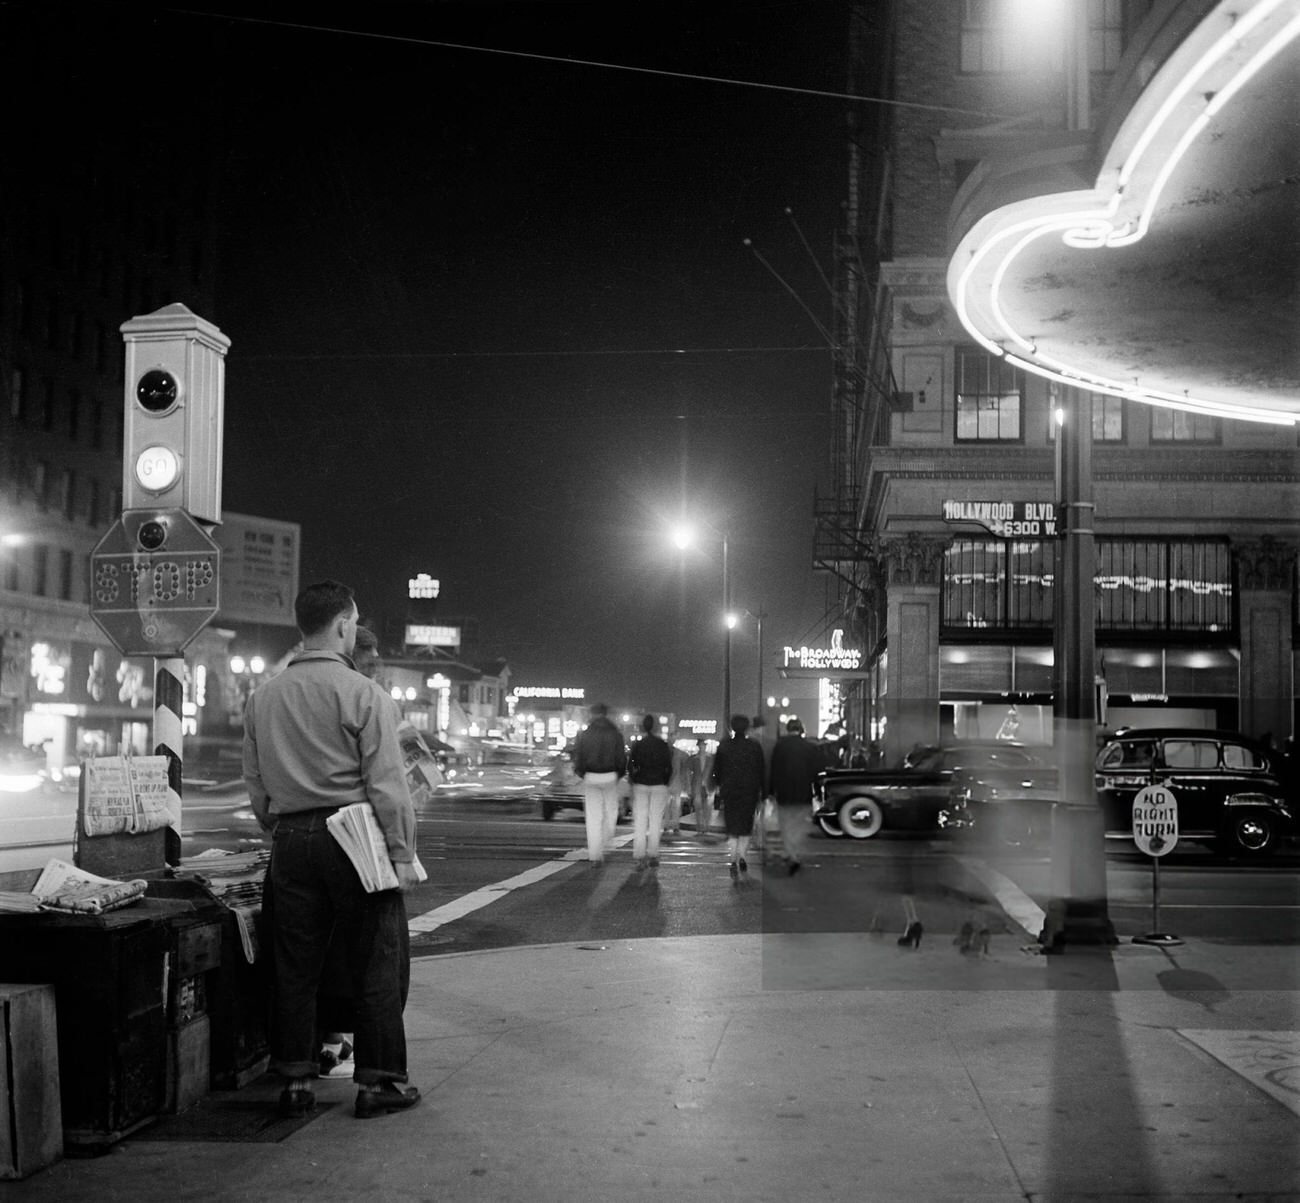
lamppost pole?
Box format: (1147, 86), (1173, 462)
(722, 530), (731, 723)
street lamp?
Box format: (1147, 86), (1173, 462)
(727, 607), (765, 717)
(672, 520), (731, 723)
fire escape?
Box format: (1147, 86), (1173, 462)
(813, 1), (896, 674)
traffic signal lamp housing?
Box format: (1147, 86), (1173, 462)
(121, 303), (231, 524)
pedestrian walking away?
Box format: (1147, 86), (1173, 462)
(666, 739), (691, 836)
(243, 580), (423, 1121)
(710, 714), (766, 880)
(767, 717), (823, 874)
(572, 702), (627, 863)
(688, 738), (714, 838)
(627, 712), (673, 868)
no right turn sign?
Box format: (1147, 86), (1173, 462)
(1132, 785), (1180, 856)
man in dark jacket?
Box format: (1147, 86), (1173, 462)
(768, 718), (823, 875)
(572, 702), (627, 864)
(627, 713), (674, 869)
(710, 714), (766, 879)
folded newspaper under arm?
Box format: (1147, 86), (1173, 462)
(326, 802), (427, 893)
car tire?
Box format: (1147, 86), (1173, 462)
(817, 815), (846, 838)
(1221, 811), (1277, 857)
(837, 795), (884, 839)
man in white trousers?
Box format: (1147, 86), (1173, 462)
(571, 703), (627, 863)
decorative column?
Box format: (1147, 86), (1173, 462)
(1237, 537), (1296, 742)
(881, 534), (946, 762)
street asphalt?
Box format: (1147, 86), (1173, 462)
(11, 879), (1300, 1202)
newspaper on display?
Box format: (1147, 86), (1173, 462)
(81, 755), (174, 837)
(326, 802), (427, 893)
(28, 858), (148, 914)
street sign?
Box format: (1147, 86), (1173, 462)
(1131, 784), (1180, 856)
(90, 509), (220, 657)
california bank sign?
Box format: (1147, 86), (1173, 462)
(782, 629), (863, 672)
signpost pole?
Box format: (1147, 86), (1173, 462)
(1131, 783), (1183, 946)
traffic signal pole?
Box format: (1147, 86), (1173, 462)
(89, 304), (229, 868)
(154, 657), (186, 866)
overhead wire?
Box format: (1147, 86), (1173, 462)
(171, 8), (1011, 120)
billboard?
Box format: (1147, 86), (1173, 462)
(214, 512), (301, 626)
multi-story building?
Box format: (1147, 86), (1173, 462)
(0, 5), (229, 772)
(820, 0), (1299, 759)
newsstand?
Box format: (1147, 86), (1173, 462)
(0, 894), (219, 1151)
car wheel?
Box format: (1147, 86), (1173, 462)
(837, 795), (884, 839)
(1222, 811), (1277, 857)
(816, 815), (846, 838)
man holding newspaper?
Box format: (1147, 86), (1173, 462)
(243, 580), (423, 1120)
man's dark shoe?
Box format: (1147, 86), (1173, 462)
(739, 857), (748, 874)
(788, 860), (801, 876)
(278, 1087), (316, 1118)
(355, 1082), (421, 1119)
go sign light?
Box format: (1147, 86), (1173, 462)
(90, 509), (220, 657)
(121, 304), (230, 525)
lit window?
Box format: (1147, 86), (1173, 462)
(1049, 387), (1124, 442)
(1150, 408), (1220, 444)
(1088, 0), (1125, 73)
(956, 347), (1022, 441)
(960, 0), (1028, 73)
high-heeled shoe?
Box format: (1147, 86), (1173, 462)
(897, 921), (923, 948)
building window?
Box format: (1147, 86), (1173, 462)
(943, 539), (1053, 631)
(9, 367), (25, 421)
(68, 389), (81, 441)
(89, 478), (102, 528)
(3, 550), (17, 591)
(1150, 408), (1220, 443)
(956, 347), (1022, 441)
(60, 469), (75, 520)
(943, 537), (1231, 635)
(1088, 0), (1125, 73)
(1048, 387), (1125, 442)
(33, 461), (49, 508)
(41, 379), (56, 431)
(33, 544), (49, 597)
(960, 0), (1028, 73)
(58, 550), (74, 601)
(1097, 539), (1231, 632)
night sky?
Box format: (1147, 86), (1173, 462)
(22, 1), (858, 717)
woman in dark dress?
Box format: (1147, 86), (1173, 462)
(709, 714), (767, 880)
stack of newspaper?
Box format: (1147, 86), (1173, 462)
(327, 802), (427, 892)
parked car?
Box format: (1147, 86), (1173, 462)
(1093, 727), (1296, 856)
(813, 741), (1052, 840)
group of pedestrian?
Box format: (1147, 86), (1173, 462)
(572, 704), (833, 881)
(243, 580), (422, 1122)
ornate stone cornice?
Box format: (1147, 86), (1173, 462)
(1236, 536), (1297, 591)
(880, 533), (947, 587)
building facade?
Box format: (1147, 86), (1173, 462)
(0, 5), (230, 774)
(821, 0), (1299, 759)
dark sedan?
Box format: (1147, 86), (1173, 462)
(1094, 727), (1296, 857)
(813, 741), (1052, 839)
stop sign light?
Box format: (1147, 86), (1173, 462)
(121, 303), (231, 524)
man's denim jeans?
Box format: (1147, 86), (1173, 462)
(267, 810), (408, 1085)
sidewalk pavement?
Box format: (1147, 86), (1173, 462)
(12, 924), (1299, 1202)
